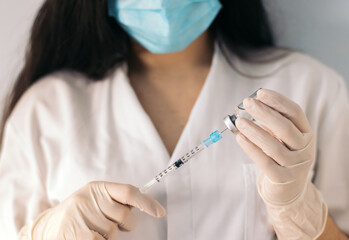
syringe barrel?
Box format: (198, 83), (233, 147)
(139, 178), (158, 193)
(224, 89), (259, 134)
(139, 143), (206, 193)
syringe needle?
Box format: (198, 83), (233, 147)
(220, 127), (229, 134)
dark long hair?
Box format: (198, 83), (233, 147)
(0, 0), (274, 146)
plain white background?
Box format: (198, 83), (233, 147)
(0, 0), (348, 120)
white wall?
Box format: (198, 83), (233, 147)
(0, 0), (43, 116)
(0, 0), (348, 120)
(266, 0), (349, 85)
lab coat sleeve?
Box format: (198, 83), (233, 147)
(314, 76), (349, 235)
(0, 121), (50, 239)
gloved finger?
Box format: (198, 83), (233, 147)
(104, 226), (119, 240)
(103, 202), (137, 232)
(112, 206), (136, 232)
(236, 133), (289, 183)
(80, 182), (136, 234)
(74, 230), (105, 240)
(91, 182), (137, 232)
(89, 231), (106, 240)
(104, 182), (166, 218)
(256, 89), (312, 133)
(236, 118), (298, 167)
(83, 210), (122, 238)
(243, 97), (307, 150)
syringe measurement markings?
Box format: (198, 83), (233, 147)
(155, 164), (177, 182)
(152, 144), (205, 183)
(140, 130), (225, 193)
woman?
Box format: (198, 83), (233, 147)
(0, 0), (348, 239)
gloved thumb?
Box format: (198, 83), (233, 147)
(104, 182), (166, 218)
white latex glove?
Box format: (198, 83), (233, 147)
(235, 89), (327, 240)
(18, 181), (165, 240)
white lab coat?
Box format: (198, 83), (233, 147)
(0, 45), (348, 240)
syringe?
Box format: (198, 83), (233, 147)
(139, 89), (260, 193)
(139, 128), (229, 193)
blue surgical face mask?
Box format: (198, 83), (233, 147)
(107, 0), (222, 54)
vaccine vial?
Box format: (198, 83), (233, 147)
(223, 89), (259, 134)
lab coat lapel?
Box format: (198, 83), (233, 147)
(111, 64), (170, 188)
(112, 45), (226, 240)
(165, 44), (222, 240)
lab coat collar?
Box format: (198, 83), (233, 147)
(110, 42), (227, 167)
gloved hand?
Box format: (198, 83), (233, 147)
(235, 89), (327, 240)
(18, 181), (165, 240)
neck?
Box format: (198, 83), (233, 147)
(127, 31), (214, 74)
